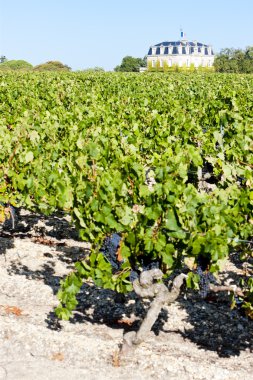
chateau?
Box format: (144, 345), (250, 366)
(146, 33), (215, 70)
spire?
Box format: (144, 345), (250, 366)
(180, 28), (187, 42)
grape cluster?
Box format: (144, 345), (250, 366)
(100, 233), (122, 270)
(100, 233), (161, 282)
(196, 266), (216, 298)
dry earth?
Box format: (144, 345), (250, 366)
(0, 209), (253, 380)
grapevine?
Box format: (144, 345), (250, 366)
(0, 71), (252, 349)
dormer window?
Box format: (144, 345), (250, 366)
(193, 41), (198, 54)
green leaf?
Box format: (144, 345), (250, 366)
(119, 206), (133, 226)
(25, 151), (34, 163)
(145, 205), (161, 220)
(88, 142), (100, 159)
(165, 208), (179, 231)
(73, 207), (86, 227)
(186, 272), (199, 290)
(55, 306), (72, 321)
(161, 244), (174, 267)
(121, 244), (131, 259)
(139, 185), (151, 198)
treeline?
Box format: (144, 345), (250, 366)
(214, 47), (253, 73)
(1, 46), (253, 73)
(0, 57), (71, 72)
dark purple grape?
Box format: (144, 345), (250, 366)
(100, 233), (122, 270)
(196, 266), (216, 298)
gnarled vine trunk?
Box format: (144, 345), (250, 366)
(120, 269), (187, 356)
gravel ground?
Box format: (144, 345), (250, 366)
(0, 209), (253, 380)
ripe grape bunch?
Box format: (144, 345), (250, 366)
(100, 233), (122, 271)
(196, 266), (216, 298)
(100, 233), (160, 282)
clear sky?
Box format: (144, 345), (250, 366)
(0, 0), (252, 71)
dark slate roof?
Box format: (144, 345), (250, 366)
(148, 41), (214, 56)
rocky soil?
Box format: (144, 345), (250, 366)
(0, 209), (253, 380)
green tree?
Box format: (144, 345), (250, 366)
(245, 46), (253, 59)
(0, 59), (33, 71)
(214, 47), (253, 73)
(81, 66), (105, 72)
(244, 46), (253, 73)
(0, 56), (7, 63)
(114, 56), (146, 72)
(33, 61), (71, 71)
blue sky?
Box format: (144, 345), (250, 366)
(0, 0), (252, 71)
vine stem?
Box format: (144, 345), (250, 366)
(209, 284), (244, 297)
(120, 269), (187, 356)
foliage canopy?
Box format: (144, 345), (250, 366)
(0, 71), (252, 322)
(0, 60), (33, 71)
(33, 60), (71, 71)
(214, 47), (253, 73)
(114, 56), (146, 72)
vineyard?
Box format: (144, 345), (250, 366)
(0, 71), (253, 369)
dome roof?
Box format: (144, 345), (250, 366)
(147, 41), (214, 56)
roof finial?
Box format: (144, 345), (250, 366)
(180, 28), (187, 41)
